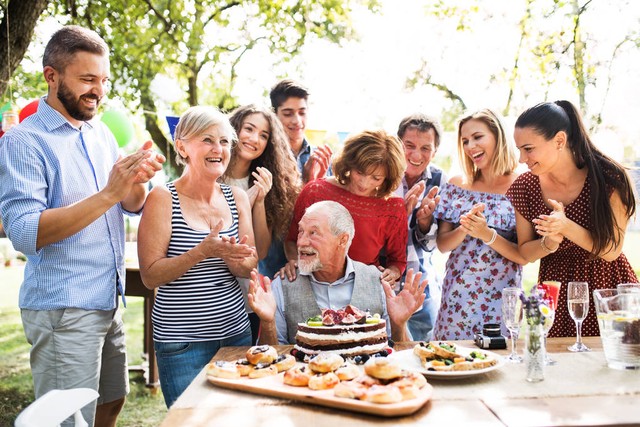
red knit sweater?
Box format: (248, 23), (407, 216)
(286, 179), (408, 274)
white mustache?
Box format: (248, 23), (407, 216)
(297, 246), (318, 256)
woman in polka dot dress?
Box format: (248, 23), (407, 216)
(508, 100), (638, 338)
(432, 109), (527, 340)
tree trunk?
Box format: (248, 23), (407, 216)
(187, 71), (198, 107)
(572, 0), (588, 113)
(0, 0), (48, 98)
(504, 0), (532, 117)
(140, 84), (182, 178)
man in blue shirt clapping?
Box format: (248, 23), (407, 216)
(0, 26), (164, 427)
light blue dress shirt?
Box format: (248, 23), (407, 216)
(270, 257), (390, 344)
(0, 98), (135, 311)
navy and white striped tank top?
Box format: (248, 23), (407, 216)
(151, 182), (250, 342)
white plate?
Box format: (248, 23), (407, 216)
(388, 346), (505, 379)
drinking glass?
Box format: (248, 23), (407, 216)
(617, 283), (640, 294)
(541, 298), (556, 365)
(2, 111), (19, 132)
(567, 281), (591, 352)
(502, 287), (523, 363)
(538, 281), (561, 365)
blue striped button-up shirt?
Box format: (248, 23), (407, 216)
(393, 165), (447, 297)
(0, 98), (132, 311)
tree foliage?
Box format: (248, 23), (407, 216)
(0, 0), (48, 101)
(407, 0), (639, 132)
(48, 0), (378, 176)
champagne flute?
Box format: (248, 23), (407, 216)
(567, 281), (591, 352)
(502, 287), (523, 363)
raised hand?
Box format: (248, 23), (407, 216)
(200, 219), (256, 262)
(415, 185), (440, 232)
(249, 166), (273, 204)
(247, 269), (277, 322)
(303, 144), (333, 182)
(133, 140), (166, 184)
(404, 181), (425, 215)
(381, 268), (427, 326)
(460, 203), (492, 241)
(104, 149), (152, 202)
(533, 199), (566, 245)
(460, 202), (492, 240)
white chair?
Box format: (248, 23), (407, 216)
(14, 388), (99, 427)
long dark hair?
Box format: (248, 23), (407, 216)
(225, 104), (301, 239)
(515, 100), (636, 257)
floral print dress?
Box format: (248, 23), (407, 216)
(432, 183), (522, 340)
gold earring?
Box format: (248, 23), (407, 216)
(345, 171), (350, 177)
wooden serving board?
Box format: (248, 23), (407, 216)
(206, 364), (433, 417)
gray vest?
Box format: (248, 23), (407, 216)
(282, 261), (385, 344)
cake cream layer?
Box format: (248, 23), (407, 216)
(294, 341), (389, 357)
(296, 321), (386, 335)
(296, 327), (386, 344)
(295, 335), (388, 352)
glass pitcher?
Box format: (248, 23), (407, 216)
(593, 288), (640, 370)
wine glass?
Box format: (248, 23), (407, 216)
(502, 287), (523, 363)
(567, 281), (591, 352)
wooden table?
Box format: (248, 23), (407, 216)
(125, 264), (159, 389)
(159, 337), (640, 426)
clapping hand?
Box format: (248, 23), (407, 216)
(247, 167), (273, 206)
(133, 140), (166, 184)
(201, 219), (256, 263)
(404, 181), (425, 215)
(533, 199), (566, 245)
(247, 269), (276, 322)
(303, 145), (333, 182)
(381, 268), (427, 326)
(415, 186), (440, 232)
(459, 203), (490, 239)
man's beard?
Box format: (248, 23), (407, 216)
(298, 247), (323, 274)
(57, 79), (101, 122)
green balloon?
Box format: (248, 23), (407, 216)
(101, 110), (135, 148)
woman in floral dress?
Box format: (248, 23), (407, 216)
(433, 109), (527, 340)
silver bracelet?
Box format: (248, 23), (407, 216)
(482, 228), (497, 245)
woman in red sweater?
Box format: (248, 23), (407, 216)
(282, 130), (408, 283)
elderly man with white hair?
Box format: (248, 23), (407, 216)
(248, 200), (427, 345)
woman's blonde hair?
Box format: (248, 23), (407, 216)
(173, 106), (236, 166)
(332, 130), (406, 198)
(457, 109), (518, 183)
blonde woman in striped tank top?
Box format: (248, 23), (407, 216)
(137, 106), (258, 408)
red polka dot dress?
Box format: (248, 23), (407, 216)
(507, 172), (638, 338)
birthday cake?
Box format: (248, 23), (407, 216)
(294, 305), (389, 358)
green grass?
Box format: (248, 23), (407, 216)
(0, 267), (166, 427)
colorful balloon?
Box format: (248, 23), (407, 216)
(101, 110), (135, 148)
(19, 99), (39, 122)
